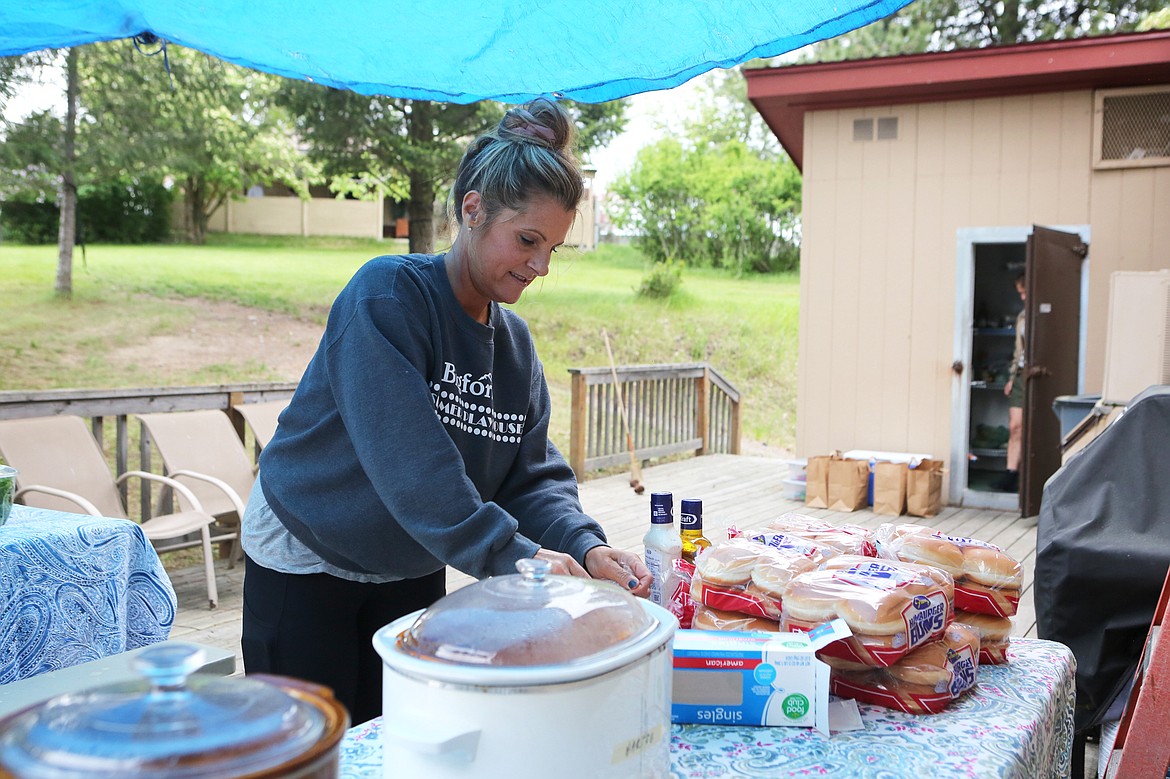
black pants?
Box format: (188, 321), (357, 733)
(241, 555), (445, 725)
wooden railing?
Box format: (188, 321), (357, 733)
(0, 382), (297, 515)
(567, 362), (741, 476)
(0, 366), (742, 507)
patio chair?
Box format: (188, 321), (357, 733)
(0, 414), (229, 608)
(231, 399), (289, 455)
(135, 409), (256, 562)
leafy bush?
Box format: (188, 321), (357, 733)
(0, 178), (173, 245)
(0, 200), (58, 244)
(78, 179), (174, 244)
(637, 258), (684, 298)
(607, 72), (802, 275)
(610, 138), (801, 275)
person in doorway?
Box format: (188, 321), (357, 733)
(1002, 273), (1027, 492)
(239, 98), (652, 725)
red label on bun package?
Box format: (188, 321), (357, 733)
(666, 558), (697, 629)
(872, 523), (1022, 617)
(781, 556), (954, 667)
(953, 609), (1012, 665)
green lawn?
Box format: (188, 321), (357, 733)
(0, 237), (800, 452)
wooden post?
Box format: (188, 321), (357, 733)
(116, 415), (129, 504)
(138, 421), (153, 519)
(569, 371), (587, 478)
(228, 391), (246, 443)
(696, 367), (710, 456)
(729, 394), (742, 454)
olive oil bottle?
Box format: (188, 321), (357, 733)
(679, 498), (711, 563)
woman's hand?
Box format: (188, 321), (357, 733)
(585, 546), (653, 598)
(533, 548), (589, 578)
(1004, 378), (1013, 397)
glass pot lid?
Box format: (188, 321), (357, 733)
(0, 644), (327, 778)
(400, 558), (655, 667)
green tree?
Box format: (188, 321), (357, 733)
(0, 110), (62, 202)
(0, 57), (24, 113)
(609, 71), (801, 274)
(79, 40), (318, 244)
(1137, 5), (1170, 28)
(279, 83), (629, 254)
(277, 84), (497, 253)
(801, 0), (1165, 60)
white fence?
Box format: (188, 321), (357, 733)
(176, 190), (597, 247)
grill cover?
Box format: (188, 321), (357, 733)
(1035, 385), (1170, 732)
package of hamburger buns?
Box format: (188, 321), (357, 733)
(727, 524), (829, 565)
(872, 523), (1022, 617)
(953, 609), (1012, 664)
(690, 537), (818, 621)
(666, 558), (697, 629)
(764, 512), (877, 558)
(825, 622), (980, 715)
(781, 555), (955, 667)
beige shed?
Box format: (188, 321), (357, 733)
(746, 30), (1170, 514)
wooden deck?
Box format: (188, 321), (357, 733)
(167, 454), (1039, 674)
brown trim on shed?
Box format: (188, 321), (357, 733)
(745, 30), (1170, 170)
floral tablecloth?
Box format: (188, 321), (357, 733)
(0, 505), (176, 683)
(338, 637), (1075, 778)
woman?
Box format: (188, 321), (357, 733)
(1002, 273), (1026, 492)
(240, 98), (652, 724)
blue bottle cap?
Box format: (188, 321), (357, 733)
(650, 492), (673, 524)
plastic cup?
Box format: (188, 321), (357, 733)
(0, 465), (15, 526)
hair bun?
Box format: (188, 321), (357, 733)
(500, 98), (572, 152)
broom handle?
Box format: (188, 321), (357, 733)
(602, 329), (643, 485)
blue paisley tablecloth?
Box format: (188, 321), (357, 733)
(337, 638), (1075, 778)
(0, 505), (176, 683)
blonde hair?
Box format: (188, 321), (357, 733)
(451, 98), (583, 226)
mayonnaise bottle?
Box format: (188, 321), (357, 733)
(643, 491), (683, 608)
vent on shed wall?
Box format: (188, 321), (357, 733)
(853, 117), (898, 142)
(1094, 86), (1170, 170)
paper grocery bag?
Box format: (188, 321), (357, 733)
(805, 455), (831, 509)
(873, 461), (908, 516)
(827, 457), (869, 512)
(907, 459), (945, 517)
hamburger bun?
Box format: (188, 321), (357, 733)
(954, 609), (1012, 663)
(819, 654), (873, 673)
(692, 605), (780, 633)
(896, 534), (964, 577)
(780, 576), (843, 624)
(693, 538), (758, 586)
(750, 553), (817, 597)
(835, 590), (914, 635)
(953, 610), (1012, 641)
(960, 545), (1023, 588)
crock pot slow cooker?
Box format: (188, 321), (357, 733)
(0, 643), (349, 778)
(373, 558), (677, 779)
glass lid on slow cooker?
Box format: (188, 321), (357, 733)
(400, 558), (655, 667)
(0, 644), (326, 778)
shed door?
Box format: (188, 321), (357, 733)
(1021, 226), (1088, 517)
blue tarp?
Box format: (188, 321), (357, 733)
(0, 0), (913, 103)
